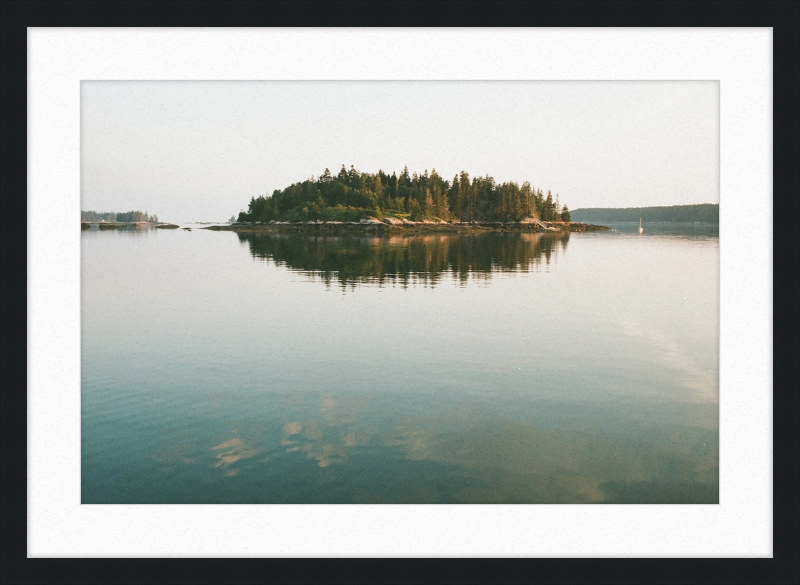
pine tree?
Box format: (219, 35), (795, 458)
(545, 191), (554, 221)
(450, 175), (462, 219)
(459, 171), (472, 220)
(423, 188), (433, 217)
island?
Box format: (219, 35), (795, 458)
(208, 165), (609, 233)
(80, 210), (177, 230)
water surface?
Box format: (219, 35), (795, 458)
(82, 225), (719, 503)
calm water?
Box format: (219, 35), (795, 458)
(81, 224), (719, 503)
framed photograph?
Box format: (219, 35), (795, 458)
(3, 2), (797, 583)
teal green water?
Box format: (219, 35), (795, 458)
(81, 225), (719, 503)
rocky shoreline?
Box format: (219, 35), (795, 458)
(203, 217), (609, 234)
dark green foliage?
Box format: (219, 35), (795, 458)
(237, 166), (569, 223)
(570, 204), (719, 224)
(81, 210), (159, 223)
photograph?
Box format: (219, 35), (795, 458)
(80, 80), (720, 505)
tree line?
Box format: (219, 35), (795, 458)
(81, 210), (159, 223)
(238, 165), (572, 223)
(569, 204), (718, 224)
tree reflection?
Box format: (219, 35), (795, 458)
(237, 232), (570, 288)
(81, 224), (153, 237)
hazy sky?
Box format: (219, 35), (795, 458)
(81, 81), (718, 222)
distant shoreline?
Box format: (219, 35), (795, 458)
(571, 203), (718, 224)
(81, 222), (179, 230)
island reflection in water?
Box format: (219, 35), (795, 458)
(81, 227), (718, 503)
(237, 231), (570, 288)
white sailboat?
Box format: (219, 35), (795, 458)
(638, 217), (644, 234)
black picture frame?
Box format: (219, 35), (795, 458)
(2, 2), (798, 584)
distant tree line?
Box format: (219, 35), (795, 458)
(81, 210), (159, 223)
(570, 204), (718, 224)
(238, 165), (571, 223)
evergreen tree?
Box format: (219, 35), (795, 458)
(459, 171), (472, 220)
(544, 191), (555, 221)
(423, 188), (434, 217)
(450, 175), (462, 219)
